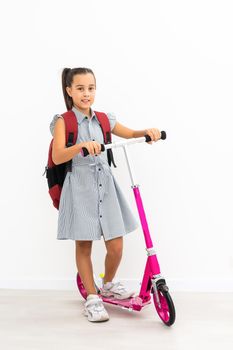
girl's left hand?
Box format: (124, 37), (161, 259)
(145, 128), (161, 144)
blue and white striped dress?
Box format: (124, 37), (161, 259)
(49, 106), (139, 241)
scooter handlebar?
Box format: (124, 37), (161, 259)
(145, 130), (166, 142)
(81, 131), (166, 157)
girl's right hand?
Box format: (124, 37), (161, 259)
(79, 141), (102, 156)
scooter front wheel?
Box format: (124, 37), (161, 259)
(152, 282), (176, 326)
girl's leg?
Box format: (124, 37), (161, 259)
(75, 240), (97, 296)
(103, 236), (123, 284)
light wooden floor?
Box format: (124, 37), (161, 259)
(0, 289), (232, 350)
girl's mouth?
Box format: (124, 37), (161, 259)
(81, 100), (90, 103)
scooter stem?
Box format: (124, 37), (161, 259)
(122, 144), (161, 278)
(122, 144), (153, 249)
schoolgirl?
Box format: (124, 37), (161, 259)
(50, 67), (161, 322)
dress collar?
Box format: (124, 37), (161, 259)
(72, 106), (96, 124)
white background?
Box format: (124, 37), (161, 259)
(0, 0), (232, 291)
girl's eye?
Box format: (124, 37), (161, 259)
(77, 87), (94, 91)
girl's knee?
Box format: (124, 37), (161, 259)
(75, 240), (92, 256)
(105, 238), (123, 258)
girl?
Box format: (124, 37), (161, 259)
(50, 67), (161, 322)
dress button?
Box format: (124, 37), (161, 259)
(100, 200), (102, 203)
(85, 116), (88, 119)
(100, 215), (102, 218)
(99, 184), (102, 187)
(98, 168), (101, 171)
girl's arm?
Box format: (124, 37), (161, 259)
(112, 122), (147, 139)
(52, 117), (87, 165)
(112, 122), (161, 144)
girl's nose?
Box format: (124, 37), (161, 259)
(83, 90), (90, 96)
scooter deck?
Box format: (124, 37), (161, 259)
(99, 294), (151, 311)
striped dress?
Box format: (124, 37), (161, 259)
(49, 106), (139, 241)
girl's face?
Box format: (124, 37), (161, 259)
(66, 73), (96, 115)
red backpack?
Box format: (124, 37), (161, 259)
(43, 110), (117, 210)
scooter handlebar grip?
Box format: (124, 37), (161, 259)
(81, 144), (105, 157)
(145, 130), (166, 142)
(161, 131), (166, 140)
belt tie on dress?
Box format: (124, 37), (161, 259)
(88, 160), (112, 196)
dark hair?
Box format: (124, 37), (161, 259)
(61, 67), (96, 110)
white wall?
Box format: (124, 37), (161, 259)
(0, 0), (232, 292)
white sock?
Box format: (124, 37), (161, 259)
(87, 294), (99, 300)
(103, 282), (112, 288)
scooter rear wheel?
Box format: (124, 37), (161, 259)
(152, 282), (176, 326)
(76, 272), (100, 300)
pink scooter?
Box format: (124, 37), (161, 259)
(77, 132), (176, 326)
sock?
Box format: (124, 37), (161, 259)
(103, 282), (113, 289)
(87, 294), (99, 300)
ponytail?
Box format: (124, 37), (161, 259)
(61, 67), (96, 111)
(62, 68), (73, 110)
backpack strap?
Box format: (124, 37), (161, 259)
(61, 110), (78, 172)
(54, 110), (116, 168)
(94, 111), (117, 168)
(62, 110), (78, 146)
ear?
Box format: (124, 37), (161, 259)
(66, 86), (72, 97)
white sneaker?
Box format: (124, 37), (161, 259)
(100, 281), (135, 300)
(83, 294), (109, 322)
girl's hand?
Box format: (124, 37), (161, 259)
(145, 128), (161, 144)
(80, 141), (102, 156)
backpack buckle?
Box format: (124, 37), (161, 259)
(105, 131), (111, 144)
(42, 165), (48, 176)
(67, 132), (74, 147)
